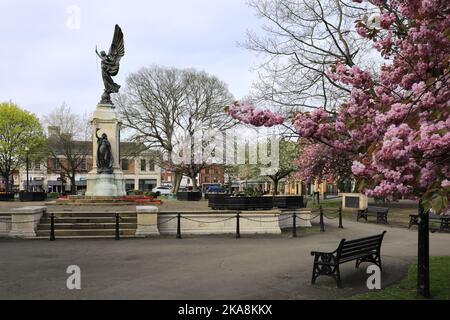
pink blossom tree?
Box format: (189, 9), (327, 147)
(300, 0), (449, 213)
(226, 101), (285, 128)
(230, 0), (449, 298)
(230, 0), (450, 213)
(295, 142), (354, 193)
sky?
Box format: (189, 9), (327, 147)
(0, 0), (263, 118)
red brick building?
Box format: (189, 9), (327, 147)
(199, 165), (225, 185)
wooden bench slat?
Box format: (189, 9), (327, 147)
(367, 206), (389, 212)
(341, 242), (381, 254)
(340, 252), (376, 263)
(340, 248), (379, 260)
(341, 243), (380, 255)
(344, 234), (383, 245)
(342, 237), (381, 248)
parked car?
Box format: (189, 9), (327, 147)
(152, 186), (172, 195)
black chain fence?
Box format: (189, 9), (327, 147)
(1, 206), (343, 241)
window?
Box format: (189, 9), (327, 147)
(80, 159), (87, 171)
(34, 161), (41, 171)
(149, 161), (155, 172)
(141, 159), (146, 172)
(53, 158), (61, 170)
(121, 159), (129, 171)
(205, 168), (209, 174)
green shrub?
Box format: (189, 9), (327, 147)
(144, 192), (158, 198)
(244, 187), (262, 197)
(48, 192), (60, 199)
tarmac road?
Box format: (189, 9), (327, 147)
(1, 217), (449, 300)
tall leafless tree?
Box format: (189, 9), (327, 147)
(116, 66), (236, 192)
(43, 103), (91, 195)
(244, 0), (376, 115)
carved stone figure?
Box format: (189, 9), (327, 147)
(96, 24), (125, 104)
(96, 129), (114, 174)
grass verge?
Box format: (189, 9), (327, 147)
(346, 256), (450, 300)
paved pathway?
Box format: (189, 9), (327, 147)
(0, 217), (449, 300)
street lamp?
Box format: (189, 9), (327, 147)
(25, 146), (29, 192)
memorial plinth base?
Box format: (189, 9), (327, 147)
(85, 173), (126, 198)
(84, 102), (126, 198)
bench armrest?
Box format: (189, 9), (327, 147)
(311, 250), (337, 256)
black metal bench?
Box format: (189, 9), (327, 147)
(409, 214), (450, 232)
(357, 206), (389, 224)
(311, 231), (386, 288)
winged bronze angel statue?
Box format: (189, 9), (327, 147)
(96, 24), (125, 104)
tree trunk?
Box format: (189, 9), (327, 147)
(70, 175), (76, 195)
(273, 178), (280, 195)
(417, 201), (431, 298)
(192, 176), (198, 192)
(173, 172), (182, 193)
(2, 174), (10, 193)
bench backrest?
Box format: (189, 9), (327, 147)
(367, 206), (389, 213)
(337, 231), (386, 261)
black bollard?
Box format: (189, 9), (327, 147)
(338, 207), (344, 229)
(176, 213), (182, 239)
(319, 206), (325, 232)
(50, 213), (56, 241)
(236, 212), (241, 239)
(115, 213), (120, 241)
(293, 213), (297, 238)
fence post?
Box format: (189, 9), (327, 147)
(50, 213), (56, 241)
(176, 213), (182, 239)
(319, 206), (325, 232)
(338, 207), (344, 229)
(292, 212), (297, 238)
(236, 212), (241, 239)
(115, 213), (120, 241)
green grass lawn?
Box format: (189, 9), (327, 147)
(308, 199), (342, 209)
(346, 257), (450, 300)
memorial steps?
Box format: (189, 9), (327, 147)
(35, 211), (139, 239)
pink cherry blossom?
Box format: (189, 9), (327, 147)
(227, 101), (285, 127)
(228, 0), (450, 210)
